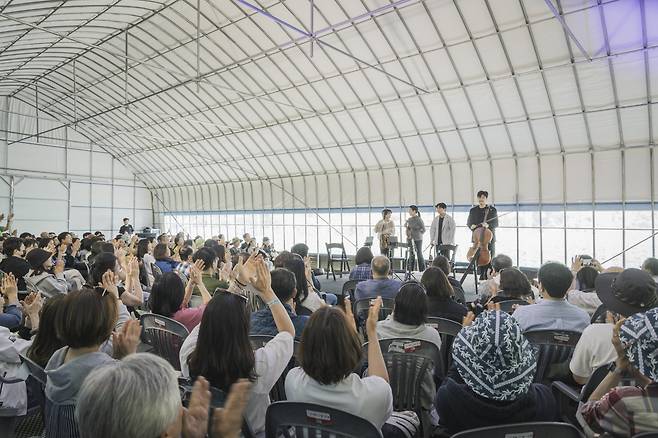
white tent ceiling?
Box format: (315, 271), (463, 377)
(0, 0), (656, 196)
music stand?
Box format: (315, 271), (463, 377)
(364, 236), (374, 247)
(387, 237), (407, 281)
(459, 249), (480, 295)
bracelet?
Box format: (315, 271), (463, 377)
(234, 278), (247, 288)
(266, 298), (281, 307)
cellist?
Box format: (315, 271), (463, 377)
(467, 191), (498, 279)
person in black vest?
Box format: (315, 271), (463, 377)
(119, 218), (134, 236)
(467, 191), (498, 279)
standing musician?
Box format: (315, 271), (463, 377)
(430, 202), (456, 258)
(405, 205), (426, 272)
(374, 208), (395, 257)
(467, 190), (498, 279)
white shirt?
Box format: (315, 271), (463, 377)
(301, 290), (325, 312)
(567, 290), (602, 316)
(569, 323), (617, 380)
(285, 367), (393, 429)
(180, 327), (293, 437)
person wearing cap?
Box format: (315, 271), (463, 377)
(512, 261), (590, 333)
(643, 257), (658, 283)
(261, 237), (275, 259)
(570, 268), (658, 384)
(578, 307), (658, 436)
(435, 310), (557, 434)
(229, 237), (241, 257)
(25, 248), (68, 297)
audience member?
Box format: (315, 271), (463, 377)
(512, 262), (590, 332)
(570, 268), (657, 384)
(25, 248), (68, 296)
(421, 266), (467, 323)
(492, 267), (534, 304)
(643, 257), (658, 282)
(192, 247), (228, 295)
(349, 246), (374, 281)
(480, 253), (513, 301)
(251, 268), (308, 339)
(0, 236), (30, 290)
(154, 243), (179, 273)
(26, 294), (65, 367)
(88, 252), (143, 307)
(291, 243), (321, 290)
(568, 266), (602, 315)
(578, 308), (658, 436)
(354, 256), (401, 302)
(435, 310), (557, 434)
(431, 255), (466, 304)
(0, 274), (22, 329)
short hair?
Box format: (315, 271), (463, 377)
(271, 268), (297, 302)
(55, 288), (118, 348)
(2, 237), (22, 256)
(149, 272), (185, 318)
(394, 282), (428, 325)
(37, 237), (52, 249)
(99, 242), (114, 253)
(273, 250), (293, 268)
(499, 268), (533, 298)
(122, 217), (130, 221)
(435, 202), (447, 209)
(157, 233), (168, 243)
(76, 353), (180, 438)
(89, 252), (117, 286)
(432, 255), (451, 275)
(23, 238), (36, 249)
(300, 307), (362, 385)
(82, 232), (92, 238)
(643, 258), (658, 276)
(153, 243), (170, 260)
(576, 266), (599, 291)
(371, 256), (390, 277)
(421, 267), (453, 301)
(382, 208), (392, 217)
(19, 232), (32, 239)
(178, 246), (193, 261)
(491, 254), (513, 272)
(409, 205), (419, 214)
(291, 243), (309, 258)
(57, 232), (71, 242)
(538, 262), (573, 299)
(192, 247), (216, 270)
(355, 247), (374, 266)
(477, 190), (489, 198)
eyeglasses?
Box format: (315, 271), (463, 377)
(214, 288), (249, 302)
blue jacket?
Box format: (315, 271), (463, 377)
(250, 304), (308, 339)
(0, 304), (22, 329)
(354, 278), (402, 302)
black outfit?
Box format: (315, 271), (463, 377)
(427, 296), (468, 323)
(0, 256), (31, 290)
(467, 204), (498, 278)
(119, 224), (134, 235)
(447, 277), (466, 304)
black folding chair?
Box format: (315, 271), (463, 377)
(341, 279), (362, 305)
(524, 330), (582, 384)
(151, 263), (163, 282)
(451, 421), (583, 438)
(352, 298), (395, 338)
(496, 299), (530, 314)
(325, 243), (350, 280)
(140, 313), (190, 371)
(265, 402), (382, 438)
(633, 432), (658, 438)
(425, 316), (462, 376)
(249, 335), (300, 402)
(552, 362), (611, 425)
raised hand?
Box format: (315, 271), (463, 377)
(343, 296), (357, 332)
(1, 273), (18, 302)
(46, 240), (56, 254)
(250, 258), (272, 295)
(233, 251), (259, 286)
(183, 377), (211, 438)
(112, 319), (140, 359)
(126, 256), (140, 280)
(101, 270), (119, 298)
(21, 291), (43, 316)
(365, 296), (382, 335)
(211, 379), (251, 438)
(462, 311), (476, 327)
(189, 260), (204, 284)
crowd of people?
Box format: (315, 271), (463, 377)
(0, 218), (658, 438)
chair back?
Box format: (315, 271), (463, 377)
(249, 335), (300, 402)
(352, 298), (395, 337)
(425, 316), (462, 374)
(366, 338), (439, 413)
(265, 402), (382, 438)
(326, 242), (347, 256)
(496, 299), (530, 314)
(580, 362), (613, 402)
(633, 433), (658, 438)
(44, 399), (79, 438)
(140, 313), (190, 370)
(451, 421), (583, 438)
(19, 354), (47, 388)
(341, 280), (361, 303)
(151, 263), (163, 281)
(524, 330), (581, 383)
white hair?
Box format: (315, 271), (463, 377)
(76, 353), (181, 438)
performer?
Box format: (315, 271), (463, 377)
(429, 202), (456, 259)
(467, 190), (498, 278)
(374, 208), (395, 257)
(119, 217), (134, 235)
(405, 205), (426, 271)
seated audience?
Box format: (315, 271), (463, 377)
(285, 298), (397, 434)
(349, 246), (374, 281)
(251, 268), (308, 339)
(26, 294), (65, 367)
(76, 353), (251, 438)
(435, 310), (557, 434)
(25, 248), (68, 296)
(492, 267), (534, 304)
(154, 242), (179, 273)
(480, 253), (514, 300)
(421, 266), (467, 323)
(0, 273), (21, 329)
(643, 257), (658, 282)
(291, 243), (321, 290)
(44, 286), (140, 438)
(568, 266), (602, 315)
(513, 262), (590, 333)
(578, 307), (658, 436)
(180, 255), (295, 437)
(192, 247), (228, 295)
(136, 238), (155, 287)
(570, 268), (657, 384)
(0, 236), (30, 290)
(354, 256), (401, 302)
(284, 255), (331, 313)
(432, 255), (466, 304)
(88, 252), (143, 307)
(149, 263), (211, 332)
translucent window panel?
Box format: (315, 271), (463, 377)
(518, 228), (541, 267)
(566, 208), (593, 229)
(452, 211), (469, 230)
(318, 225), (331, 253)
(566, 229), (594, 261)
(306, 226), (318, 255)
(595, 230), (624, 267)
(518, 210), (540, 228)
(496, 206), (517, 227)
(454, 227), (475, 262)
(273, 226), (285, 250)
(624, 230), (654, 269)
(357, 212), (371, 226)
(284, 213), (294, 228)
(284, 226), (295, 251)
(262, 226), (274, 244)
(244, 214), (253, 231)
(343, 226), (357, 253)
(342, 212), (357, 226)
(625, 205), (653, 229)
(494, 227), (517, 266)
(226, 225), (236, 240)
(542, 229), (565, 264)
(542, 207), (565, 228)
(273, 213), (284, 226)
(263, 213), (273, 225)
(252, 213), (263, 226)
(595, 206), (621, 229)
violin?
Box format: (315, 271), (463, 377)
(466, 207), (493, 267)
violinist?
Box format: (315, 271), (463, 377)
(467, 191), (498, 279)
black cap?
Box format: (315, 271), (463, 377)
(596, 268), (658, 317)
(26, 248), (52, 270)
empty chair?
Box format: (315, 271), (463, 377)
(524, 330), (581, 383)
(265, 402), (382, 438)
(140, 313), (189, 370)
(451, 422), (583, 438)
(325, 243), (350, 280)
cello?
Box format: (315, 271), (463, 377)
(466, 207), (493, 267)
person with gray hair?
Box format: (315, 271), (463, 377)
(76, 353), (251, 438)
(354, 256), (402, 301)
